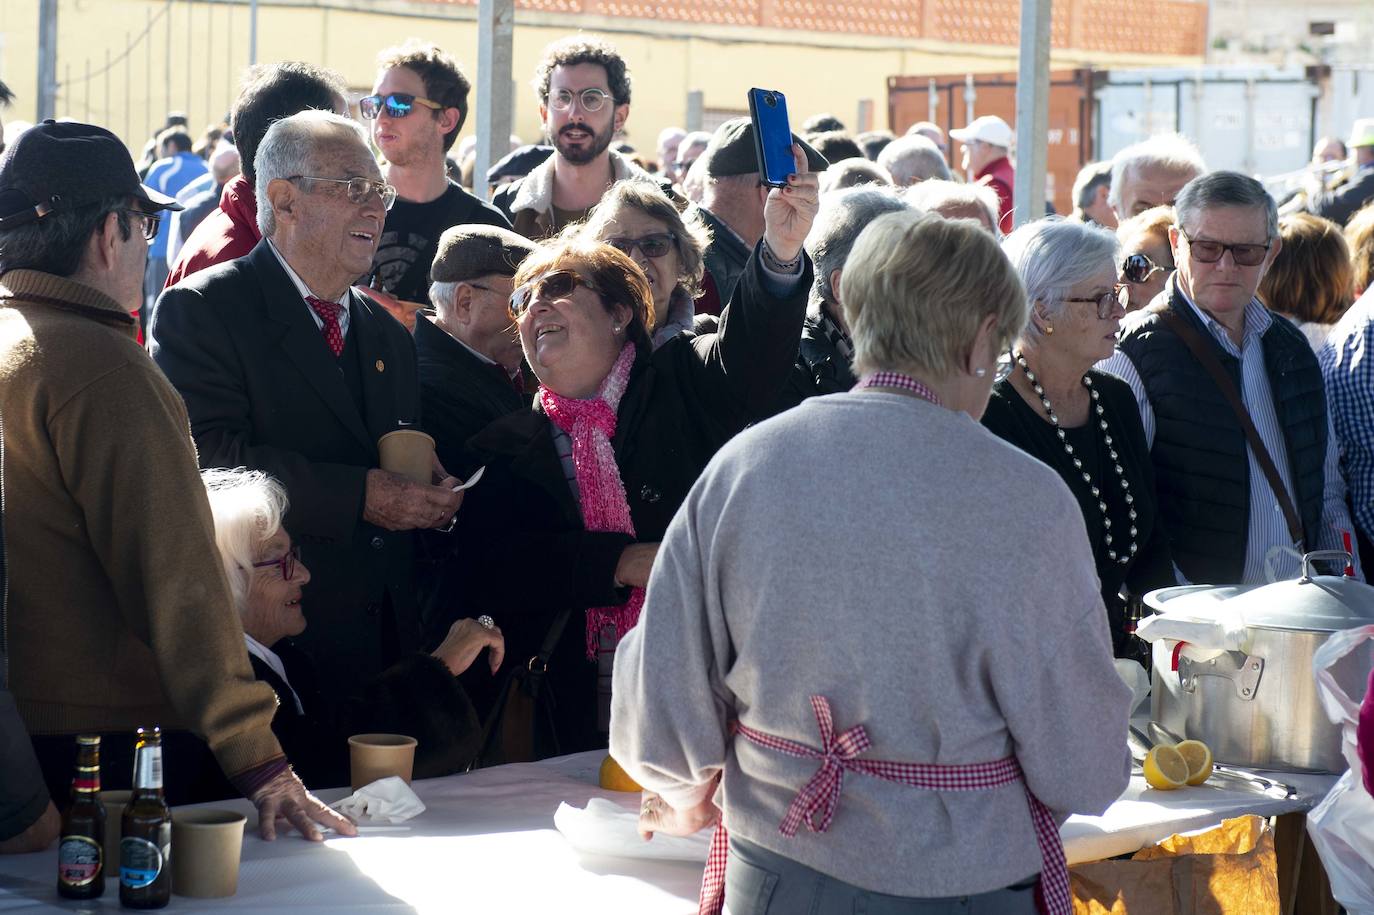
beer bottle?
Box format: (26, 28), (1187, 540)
(57, 735), (106, 899)
(119, 727), (171, 909)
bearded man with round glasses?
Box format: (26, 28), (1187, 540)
(151, 110), (466, 698)
(493, 35), (662, 240)
(1100, 171), (1362, 585)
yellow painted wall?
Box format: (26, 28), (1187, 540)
(0, 0), (1202, 154)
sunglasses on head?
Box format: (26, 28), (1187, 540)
(1179, 230), (1271, 267)
(1062, 284), (1130, 319)
(605, 232), (676, 259)
(509, 270), (601, 317)
(359, 93), (445, 120)
(1120, 252), (1170, 285)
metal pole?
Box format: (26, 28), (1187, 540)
(206, 4), (214, 125)
(63, 63), (70, 117)
(475, 0), (515, 201)
(105, 49), (112, 128)
(1012, 0), (1051, 228)
(186, 3), (193, 115)
(125, 32), (133, 143)
(166, 0), (172, 129)
(85, 59), (91, 121)
(37, 0), (59, 120)
(146, 7), (153, 139)
(250, 0), (259, 67)
(927, 78), (938, 124)
(685, 90), (703, 132)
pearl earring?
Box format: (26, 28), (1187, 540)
(974, 367), (987, 377)
(613, 325), (622, 333)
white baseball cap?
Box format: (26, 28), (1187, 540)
(949, 115), (1013, 149)
(1350, 118), (1374, 149)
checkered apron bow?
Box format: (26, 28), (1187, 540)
(697, 696), (1069, 915)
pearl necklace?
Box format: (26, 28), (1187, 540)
(1015, 353), (1137, 565)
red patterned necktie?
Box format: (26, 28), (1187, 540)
(305, 295), (345, 357)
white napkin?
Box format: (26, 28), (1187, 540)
(331, 776), (426, 823)
(1113, 658), (1152, 716)
(554, 798), (711, 863)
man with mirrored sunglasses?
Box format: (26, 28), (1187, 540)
(1101, 171), (1361, 585)
(493, 35), (665, 240)
(360, 41), (509, 325)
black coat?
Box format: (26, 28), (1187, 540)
(433, 249), (811, 753)
(415, 314), (528, 478)
(249, 642), (481, 789)
(150, 242), (425, 693)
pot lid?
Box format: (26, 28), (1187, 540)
(1143, 551), (1374, 633)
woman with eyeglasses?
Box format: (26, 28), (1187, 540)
(202, 467), (504, 787)
(577, 179), (712, 346)
(440, 148), (818, 758)
(982, 218), (1172, 662)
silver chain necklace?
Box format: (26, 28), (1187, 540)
(1015, 353), (1137, 565)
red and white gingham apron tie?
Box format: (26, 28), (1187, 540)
(697, 695), (1070, 915)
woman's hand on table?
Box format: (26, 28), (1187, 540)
(432, 617), (506, 676)
(761, 144), (820, 264)
(614, 542), (660, 589)
(637, 790), (719, 840)
(0, 800), (59, 854)
(251, 769), (358, 841)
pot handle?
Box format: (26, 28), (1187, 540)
(1178, 650), (1264, 700)
(1300, 550), (1353, 582)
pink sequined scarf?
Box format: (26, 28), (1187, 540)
(539, 343), (644, 658)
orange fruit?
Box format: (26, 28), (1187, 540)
(598, 754), (642, 792)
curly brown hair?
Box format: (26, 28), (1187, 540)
(1258, 212), (1353, 326)
(1345, 201), (1374, 297)
(531, 36), (630, 107)
(376, 40), (471, 151)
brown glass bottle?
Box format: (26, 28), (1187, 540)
(57, 735), (106, 899)
(119, 727), (170, 909)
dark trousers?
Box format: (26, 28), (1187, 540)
(31, 730), (235, 810)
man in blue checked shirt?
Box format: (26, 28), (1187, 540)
(141, 126), (208, 322)
(1320, 285), (1374, 569)
(1101, 171), (1362, 584)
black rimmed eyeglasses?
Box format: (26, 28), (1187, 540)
(251, 544), (301, 581)
(287, 175), (398, 211)
(1062, 284), (1130, 319)
(121, 209), (161, 242)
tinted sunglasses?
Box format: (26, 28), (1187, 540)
(1062, 284), (1130, 319)
(605, 232), (676, 259)
(359, 93), (445, 120)
(1179, 230), (1271, 267)
(509, 270), (601, 317)
(1120, 252), (1170, 285)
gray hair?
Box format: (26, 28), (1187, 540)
(1107, 133), (1206, 214)
(1071, 160), (1113, 214)
(675, 130), (711, 164)
(878, 134), (952, 185)
(822, 158), (892, 193)
(1001, 216), (1121, 342)
(254, 109), (370, 237)
(201, 467), (289, 613)
(0, 193), (129, 276)
(1174, 170), (1279, 240)
(903, 179), (1000, 233)
(429, 280), (460, 315)
(805, 186), (911, 308)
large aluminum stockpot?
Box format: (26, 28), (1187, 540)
(1141, 551), (1374, 773)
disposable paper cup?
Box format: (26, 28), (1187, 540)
(101, 790), (132, 872)
(378, 430), (435, 484)
(171, 809), (246, 898)
(348, 733), (418, 792)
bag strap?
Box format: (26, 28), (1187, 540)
(531, 607), (574, 674)
(1151, 302), (1305, 548)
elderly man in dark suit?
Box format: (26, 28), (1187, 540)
(416, 225), (538, 478)
(150, 109), (462, 694)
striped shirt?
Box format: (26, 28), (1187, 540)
(1319, 287), (1374, 549)
(1099, 290), (1361, 584)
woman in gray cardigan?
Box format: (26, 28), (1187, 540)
(611, 211), (1132, 915)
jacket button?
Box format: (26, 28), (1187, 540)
(370, 536), (384, 549)
(639, 485), (661, 504)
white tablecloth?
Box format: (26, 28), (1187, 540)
(0, 751), (1338, 913)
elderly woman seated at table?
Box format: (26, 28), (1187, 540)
(611, 210), (1131, 914)
(204, 467), (504, 787)
(577, 179), (711, 345)
(983, 218), (1173, 663)
(440, 148), (818, 759)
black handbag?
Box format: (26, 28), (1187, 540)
(471, 608), (572, 768)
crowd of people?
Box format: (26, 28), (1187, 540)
(3, 29), (1374, 912)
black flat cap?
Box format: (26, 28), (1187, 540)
(703, 117), (827, 178)
(487, 144), (554, 184)
(431, 224), (539, 284)
(0, 120), (182, 232)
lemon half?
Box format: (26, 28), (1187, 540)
(1143, 744), (1190, 790)
(598, 754), (642, 792)
(1175, 739), (1214, 786)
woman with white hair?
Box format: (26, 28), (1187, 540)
(611, 211), (1130, 914)
(203, 467), (503, 786)
(983, 218), (1172, 662)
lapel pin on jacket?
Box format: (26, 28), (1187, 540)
(376, 360), (385, 372)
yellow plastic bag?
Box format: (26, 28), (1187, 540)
(1071, 815), (1279, 914)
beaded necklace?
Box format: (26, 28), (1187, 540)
(1014, 353), (1137, 565)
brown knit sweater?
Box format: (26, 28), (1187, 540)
(0, 269), (283, 782)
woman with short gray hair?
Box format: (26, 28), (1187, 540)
(982, 217), (1172, 661)
(612, 211), (1131, 914)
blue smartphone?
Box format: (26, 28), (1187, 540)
(748, 88), (795, 187)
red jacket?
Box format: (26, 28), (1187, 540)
(165, 174), (261, 288)
(975, 155), (1015, 235)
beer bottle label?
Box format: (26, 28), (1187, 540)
(119, 837), (164, 888)
(57, 835), (102, 886)
(133, 745), (163, 789)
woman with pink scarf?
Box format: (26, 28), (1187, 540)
(439, 147), (819, 757)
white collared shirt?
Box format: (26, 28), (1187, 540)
(266, 238), (352, 339)
(243, 634), (305, 715)
(1100, 288), (1361, 584)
